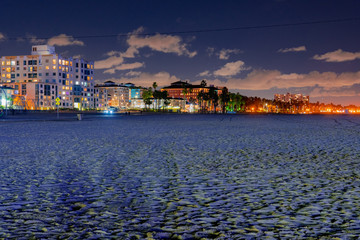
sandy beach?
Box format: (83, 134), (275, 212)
(0, 114), (360, 239)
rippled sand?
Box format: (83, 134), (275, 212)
(0, 114), (360, 239)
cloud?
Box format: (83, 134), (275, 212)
(279, 46), (307, 53)
(103, 62), (144, 74)
(313, 49), (360, 62)
(309, 85), (360, 98)
(95, 55), (125, 69)
(47, 34), (84, 46)
(213, 60), (247, 77)
(207, 47), (215, 56)
(99, 71), (181, 87)
(96, 27), (196, 72)
(25, 34), (46, 44)
(202, 69), (360, 91)
(125, 71), (142, 77)
(218, 48), (242, 60)
(127, 27), (197, 57)
(95, 47), (139, 69)
(198, 70), (211, 77)
(0, 33), (6, 41)
(278, 46), (306, 53)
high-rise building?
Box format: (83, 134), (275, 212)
(0, 45), (95, 110)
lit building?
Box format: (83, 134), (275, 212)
(95, 81), (130, 109)
(274, 93), (309, 104)
(0, 45), (95, 110)
(94, 87), (108, 110)
(161, 81), (222, 103)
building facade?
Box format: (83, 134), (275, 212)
(0, 45), (95, 110)
(95, 81), (130, 110)
(161, 81), (222, 103)
(274, 93), (310, 104)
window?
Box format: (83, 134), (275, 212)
(23, 60), (26, 65)
(44, 85), (51, 96)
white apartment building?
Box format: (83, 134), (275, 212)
(0, 45), (95, 110)
(95, 81), (130, 109)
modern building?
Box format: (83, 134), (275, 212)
(0, 45), (95, 110)
(274, 93), (309, 104)
(94, 81), (145, 110)
(95, 81), (130, 109)
(94, 87), (108, 110)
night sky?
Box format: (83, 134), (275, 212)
(1, 0), (360, 105)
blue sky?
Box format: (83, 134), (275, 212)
(1, 0), (360, 105)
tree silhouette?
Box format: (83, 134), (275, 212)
(220, 87), (230, 113)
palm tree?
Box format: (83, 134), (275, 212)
(200, 79), (207, 87)
(220, 87), (230, 113)
(142, 87), (153, 110)
(208, 87), (218, 113)
(152, 82), (157, 91)
(182, 87), (188, 101)
(152, 82), (158, 110)
(197, 90), (204, 113)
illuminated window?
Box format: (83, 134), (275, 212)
(1, 61), (4, 66)
(52, 59), (56, 64)
(6, 61), (10, 65)
(6, 67), (10, 72)
(70, 61), (72, 66)
(59, 59), (62, 65)
(52, 66), (56, 70)
(6, 74), (11, 78)
(11, 61), (16, 66)
(45, 66), (49, 70)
